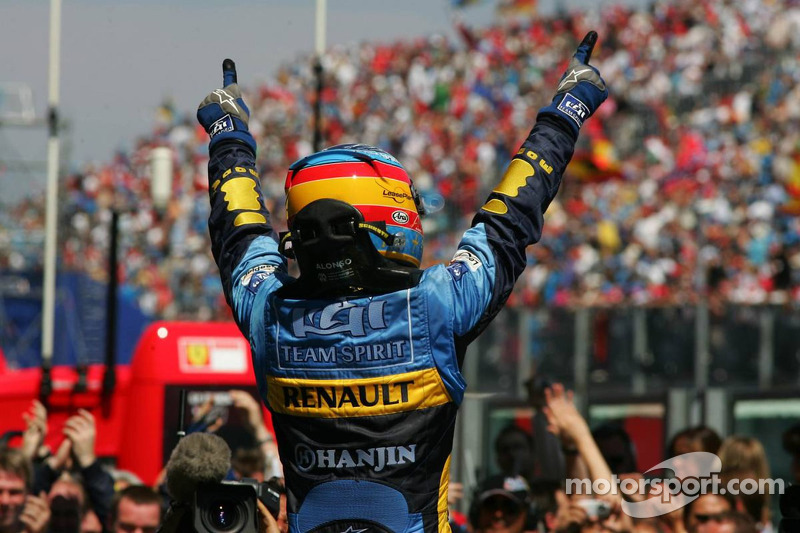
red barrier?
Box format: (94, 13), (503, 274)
(0, 364), (131, 458)
(0, 321), (270, 486)
(118, 321), (265, 483)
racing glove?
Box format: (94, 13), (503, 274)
(197, 59), (257, 154)
(537, 31), (608, 139)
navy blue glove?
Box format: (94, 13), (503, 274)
(537, 31), (608, 138)
(197, 59), (257, 153)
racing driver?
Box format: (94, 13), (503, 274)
(197, 31), (607, 533)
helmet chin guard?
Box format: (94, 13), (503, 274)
(277, 199), (421, 298)
(278, 144), (425, 297)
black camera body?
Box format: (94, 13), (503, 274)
(194, 478), (281, 533)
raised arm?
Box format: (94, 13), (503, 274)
(197, 60), (287, 335)
(450, 32), (608, 341)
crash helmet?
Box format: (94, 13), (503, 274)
(282, 144), (424, 274)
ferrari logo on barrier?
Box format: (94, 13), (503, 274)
(178, 337), (249, 373)
(185, 344), (210, 367)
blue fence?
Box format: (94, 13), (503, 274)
(0, 271), (150, 368)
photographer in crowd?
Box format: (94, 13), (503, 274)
(16, 401), (114, 531)
(158, 432), (279, 533)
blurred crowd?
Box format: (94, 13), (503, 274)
(2, 384), (798, 532)
(4, 0), (800, 320)
(0, 390), (285, 533)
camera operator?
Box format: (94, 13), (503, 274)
(158, 432), (279, 533)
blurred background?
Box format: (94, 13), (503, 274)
(1, 0), (799, 525)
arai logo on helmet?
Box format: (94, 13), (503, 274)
(391, 211), (409, 225)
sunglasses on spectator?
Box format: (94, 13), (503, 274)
(481, 496), (522, 518)
(694, 512), (729, 524)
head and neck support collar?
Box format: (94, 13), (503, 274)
(277, 199), (422, 299)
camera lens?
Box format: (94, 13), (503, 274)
(206, 500), (240, 532)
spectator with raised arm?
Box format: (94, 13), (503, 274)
(542, 383), (634, 533)
(32, 410), (114, 530)
(228, 390), (281, 480)
(19, 402), (47, 465)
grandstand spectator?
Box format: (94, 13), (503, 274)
(0, 448), (49, 533)
(5, 0), (800, 325)
(108, 485), (161, 533)
(717, 436), (772, 531)
(782, 423), (800, 483)
(493, 424), (535, 482)
(468, 475), (531, 533)
(668, 426), (723, 458)
(47, 474), (87, 533)
(680, 493), (737, 533)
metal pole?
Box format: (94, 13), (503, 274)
(102, 210), (119, 400)
(573, 308), (591, 414)
(694, 302), (710, 391)
(632, 307), (647, 394)
(177, 389), (188, 440)
(313, 0), (326, 151)
(315, 0), (326, 57)
(516, 309), (532, 394)
(757, 307), (775, 389)
(40, 0), (62, 401)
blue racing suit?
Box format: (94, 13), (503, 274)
(206, 115), (579, 533)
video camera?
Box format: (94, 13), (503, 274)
(194, 478), (281, 533)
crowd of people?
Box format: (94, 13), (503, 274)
(2, 0), (800, 320)
(1, 382), (797, 532)
(1, 2), (799, 532)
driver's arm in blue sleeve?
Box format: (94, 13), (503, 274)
(448, 32), (608, 344)
(197, 61), (288, 337)
(206, 141), (287, 338)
